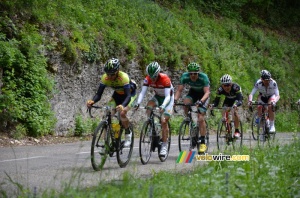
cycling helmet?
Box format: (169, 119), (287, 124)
(187, 62), (200, 72)
(220, 74), (232, 84)
(146, 62), (161, 78)
(104, 58), (120, 74)
(261, 70), (271, 80)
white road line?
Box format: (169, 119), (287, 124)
(0, 156), (46, 163)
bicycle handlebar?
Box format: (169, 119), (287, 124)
(87, 105), (116, 118)
(248, 101), (275, 112)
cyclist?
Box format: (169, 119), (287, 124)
(248, 70), (280, 132)
(174, 62), (210, 154)
(87, 58), (137, 147)
(134, 61), (174, 157)
(210, 74), (243, 138)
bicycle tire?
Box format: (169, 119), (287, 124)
(158, 121), (171, 162)
(91, 121), (110, 171)
(257, 118), (266, 147)
(117, 124), (134, 168)
(231, 121), (243, 150)
(178, 120), (192, 152)
(251, 112), (258, 140)
(139, 121), (152, 165)
(216, 120), (228, 151)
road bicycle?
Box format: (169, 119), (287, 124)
(211, 106), (243, 151)
(250, 101), (276, 146)
(88, 105), (134, 171)
(174, 103), (209, 154)
(139, 106), (171, 164)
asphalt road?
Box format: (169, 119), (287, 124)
(0, 132), (299, 196)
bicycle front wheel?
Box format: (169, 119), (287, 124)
(257, 119), (266, 147)
(178, 121), (192, 152)
(91, 121), (110, 171)
(216, 120), (228, 151)
(158, 121), (171, 162)
(251, 112), (258, 140)
(139, 121), (152, 165)
(117, 124), (134, 168)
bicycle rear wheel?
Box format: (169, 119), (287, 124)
(251, 112), (258, 140)
(117, 124), (134, 168)
(217, 120), (229, 151)
(178, 121), (192, 152)
(158, 121), (171, 162)
(91, 121), (110, 171)
(139, 121), (152, 165)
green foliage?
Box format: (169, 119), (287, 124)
(0, 22), (55, 136)
(74, 114), (99, 136)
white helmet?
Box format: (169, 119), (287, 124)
(220, 74), (232, 84)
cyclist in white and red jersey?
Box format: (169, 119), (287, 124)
(248, 70), (280, 132)
(134, 62), (174, 158)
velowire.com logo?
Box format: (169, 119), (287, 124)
(176, 151), (250, 163)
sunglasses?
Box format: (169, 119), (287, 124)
(189, 72), (198, 76)
(223, 83), (231, 87)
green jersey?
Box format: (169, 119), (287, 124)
(179, 72), (210, 92)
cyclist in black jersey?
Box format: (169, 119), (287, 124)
(211, 74), (243, 138)
(87, 58), (137, 147)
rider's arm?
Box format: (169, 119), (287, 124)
(200, 86), (210, 103)
(248, 87), (258, 102)
(174, 84), (184, 101)
(136, 85), (148, 105)
(121, 87), (132, 107)
(274, 86), (280, 103)
(92, 83), (106, 103)
(213, 96), (221, 107)
(235, 92), (243, 106)
(161, 87), (172, 108)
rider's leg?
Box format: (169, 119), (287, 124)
(161, 115), (170, 143)
(183, 97), (193, 118)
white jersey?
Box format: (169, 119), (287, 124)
(250, 78), (279, 98)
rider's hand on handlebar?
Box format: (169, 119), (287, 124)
(133, 104), (139, 110)
(247, 101), (252, 106)
(208, 104), (214, 110)
(271, 101), (276, 106)
(116, 105), (124, 112)
(87, 100), (94, 108)
(195, 100), (204, 107)
(159, 105), (165, 113)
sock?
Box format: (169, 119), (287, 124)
(125, 128), (131, 134)
(200, 136), (205, 144)
(269, 121), (274, 127)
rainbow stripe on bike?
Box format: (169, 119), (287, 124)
(176, 151), (196, 163)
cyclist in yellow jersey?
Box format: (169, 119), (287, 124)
(87, 58), (137, 147)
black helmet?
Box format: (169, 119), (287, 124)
(261, 70), (271, 80)
(104, 58), (120, 74)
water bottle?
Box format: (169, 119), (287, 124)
(112, 117), (120, 138)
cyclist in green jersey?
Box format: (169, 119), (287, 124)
(87, 58), (137, 147)
(174, 62), (210, 154)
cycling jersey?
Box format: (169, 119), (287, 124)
(92, 71), (135, 107)
(213, 83), (243, 107)
(137, 73), (174, 115)
(179, 72), (210, 92)
(250, 78), (279, 98)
